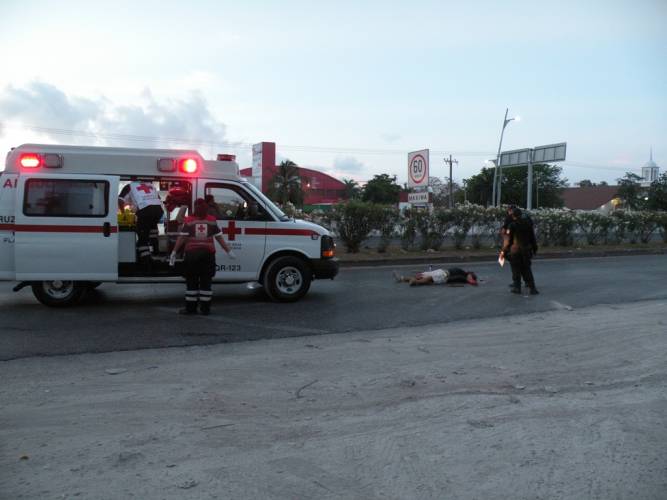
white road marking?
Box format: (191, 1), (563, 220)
(550, 301), (574, 311)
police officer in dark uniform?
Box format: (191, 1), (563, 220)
(503, 207), (539, 295)
(502, 204), (533, 233)
(170, 198), (235, 315)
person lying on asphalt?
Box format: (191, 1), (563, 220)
(393, 267), (479, 287)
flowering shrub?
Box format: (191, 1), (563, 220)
(399, 209), (418, 250)
(612, 210), (659, 244)
(330, 200), (665, 252)
(531, 209), (576, 246)
(373, 205), (399, 253)
(655, 212), (667, 243)
(331, 200), (377, 253)
(575, 212), (614, 245)
(448, 206), (474, 249)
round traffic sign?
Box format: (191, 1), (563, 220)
(409, 154), (427, 185)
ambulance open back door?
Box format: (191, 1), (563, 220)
(14, 174), (120, 281)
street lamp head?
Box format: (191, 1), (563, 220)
(505, 116), (520, 126)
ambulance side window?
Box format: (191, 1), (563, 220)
(23, 179), (109, 217)
(205, 184), (270, 221)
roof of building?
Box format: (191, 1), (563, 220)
(561, 185), (619, 210)
(239, 165), (346, 189)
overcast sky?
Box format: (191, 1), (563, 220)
(1, 0), (665, 185)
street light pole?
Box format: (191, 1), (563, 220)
(492, 108), (517, 207)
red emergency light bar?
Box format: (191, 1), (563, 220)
(19, 153), (63, 169)
(178, 158), (199, 174)
(217, 154), (236, 161)
(20, 154), (41, 168)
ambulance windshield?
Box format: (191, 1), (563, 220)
(244, 182), (290, 221)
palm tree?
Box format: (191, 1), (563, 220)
(268, 160), (304, 207)
(342, 178), (361, 200)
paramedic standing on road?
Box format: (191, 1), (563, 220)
(170, 198), (236, 315)
(119, 181), (164, 271)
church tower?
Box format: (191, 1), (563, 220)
(641, 148), (660, 186)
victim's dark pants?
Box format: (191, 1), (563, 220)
(510, 249), (536, 289)
(184, 249), (216, 311)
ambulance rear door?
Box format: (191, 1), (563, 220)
(14, 174), (120, 281)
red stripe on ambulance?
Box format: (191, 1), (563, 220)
(244, 228), (319, 237)
(6, 224), (118, 234)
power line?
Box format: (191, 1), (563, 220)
(0, 121), (494, 157)
(0, 121), (648, 173)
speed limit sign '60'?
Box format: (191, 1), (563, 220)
(408, 149), (429, 188)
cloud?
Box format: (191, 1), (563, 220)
(381, 133), (401, 144)
(333, 156), (366, 174)
(0, 81), (228, 149)
(0, 81), (102, 133)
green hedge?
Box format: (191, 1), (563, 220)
(321, 203), (667, 253)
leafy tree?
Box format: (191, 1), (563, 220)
(616, 172), (646, 210)
(577, 179), (595, 187)
(267, 160), (304, 207)
(599, 181), (609, 186)
(362, 173), (401, 204)
(463, 167), (495, 206)
(431, 176), (461, 207)
(463, 164), (567, 208)
(342, 178), (361, 200)
(647, 172), (667, 211)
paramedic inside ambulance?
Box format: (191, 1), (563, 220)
(118, 180), (165, 271)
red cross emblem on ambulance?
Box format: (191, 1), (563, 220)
(136, 183), (153, 193)
(222, 221), (242, 241)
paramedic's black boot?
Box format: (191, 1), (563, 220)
(179, 302), (197, 315)
(509, 282), (521, 294)
(199, 302), (211, 316)
(140, 255), (153, 275)
(529, 287), (540, 295)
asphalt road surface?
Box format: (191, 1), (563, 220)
(1, 255), (666, 360)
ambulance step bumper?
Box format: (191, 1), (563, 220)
(311, 258), (339, 280)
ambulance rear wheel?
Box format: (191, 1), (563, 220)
(264, 256), (311, 302)
(31, 281), (87, 307)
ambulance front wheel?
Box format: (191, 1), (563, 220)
(31, 281), (87, 307)
(263, 256), (311, 302)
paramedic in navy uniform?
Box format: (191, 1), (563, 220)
(170, 198), (236, 315)
(118, 181), (165, 271)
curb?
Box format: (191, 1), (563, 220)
(338, 247), (667, 268)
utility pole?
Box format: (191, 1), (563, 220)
(444, 155), (458, 208)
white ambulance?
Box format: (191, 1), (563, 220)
(0, 144), (338, 306)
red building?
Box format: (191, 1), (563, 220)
(239, 142), (347, 208)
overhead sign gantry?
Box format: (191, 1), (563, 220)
(498, 142), (566, 209)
